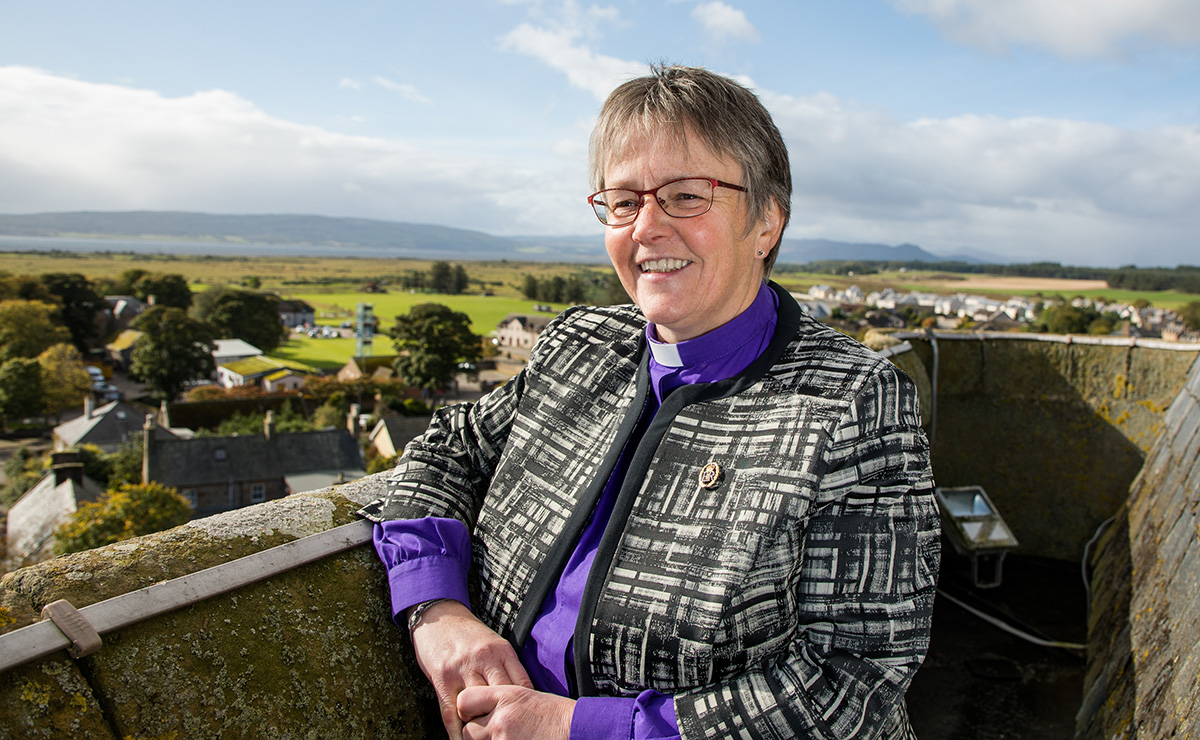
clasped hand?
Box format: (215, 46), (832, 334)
(409, 600), (575, 740)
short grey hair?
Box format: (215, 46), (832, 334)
(589, 64), (792, 273)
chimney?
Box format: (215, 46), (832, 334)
(142, 414), (155, 484)
(159, 400), (171, 429)
(51, 451), (84, 487)
(84, 395), (95, 419)
(348, 403), (361, 438)
(264, 410), (275, 441)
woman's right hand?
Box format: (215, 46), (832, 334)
(408, 599), (534, 740)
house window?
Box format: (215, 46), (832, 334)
(183, 489), (198, 508)
(251, 484), (266, 503)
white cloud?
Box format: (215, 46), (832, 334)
(692, 2), (759, 44)
(499, 23), (646, 101)
(1, 65), (1196, 266)
(372, 76), (432, 104)
(339, 77), (362, 91)
(891, 0), (1200, 57)
(0, 66), (586, 235)
(761, 89), (1200, 264)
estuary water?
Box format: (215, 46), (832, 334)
(0, 234), (422, 259)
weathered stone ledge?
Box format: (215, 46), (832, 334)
(0, 474), (439, 739)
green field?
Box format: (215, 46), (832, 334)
(270, 334), (383, 370)
(286, 291), (569, 335)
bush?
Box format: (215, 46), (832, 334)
(54, 482), (191, 555)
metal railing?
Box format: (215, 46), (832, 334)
(0, 520), (373, 674)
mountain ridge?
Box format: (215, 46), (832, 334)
(0, 210), (994, 264)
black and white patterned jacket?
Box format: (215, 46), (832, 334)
(359, 284), (939, 740)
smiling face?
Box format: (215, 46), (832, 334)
(603, 131), (784, 343)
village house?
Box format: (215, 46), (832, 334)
(142, 412), (366, 518)
(495, 314), (552, 349)
(211, 338), (262, 369)
(277, 299), (315, 329)
(368, 416), (434, 459)
(104, 329), (143, 370)
(4, 452), (106, 568)
(105, 295), (148, 333)
(52, 398), (180, 453)
(216, 356), (321, 391)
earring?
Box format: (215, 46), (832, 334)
(756, 250), (765, 257)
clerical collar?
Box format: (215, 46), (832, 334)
(645, 282), (777, 369)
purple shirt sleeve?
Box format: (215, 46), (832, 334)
(571, 692), (680, 740)
(372, 517), (472, 624)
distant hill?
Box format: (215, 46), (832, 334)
(778, 238), (990, 264)
(0, 211), (990, 264)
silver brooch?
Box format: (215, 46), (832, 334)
(698, 462), (724, 489)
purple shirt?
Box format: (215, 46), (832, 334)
(374, 283), (778, 740)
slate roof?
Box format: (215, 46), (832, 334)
(147, 428), (364, 489)
(6, 471), (106, 564)
(370, 416), (432, 453)
(498, 314), (552, 332)
(54, 400), (170, 450)
(213, 339), (262, 360)
(277, 299), (314, 313)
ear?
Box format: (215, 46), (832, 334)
(752, 200), (785, 260)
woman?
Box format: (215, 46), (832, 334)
(359, 65), (939, 740)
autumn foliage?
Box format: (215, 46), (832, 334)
(54, 482), (191, 555)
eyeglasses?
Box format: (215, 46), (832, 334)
(587, 177), (746, 226)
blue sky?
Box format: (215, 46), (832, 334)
(1, 0), (1198, 266)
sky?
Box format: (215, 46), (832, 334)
(1, 0), (1198, 267)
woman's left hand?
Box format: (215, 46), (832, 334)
(457, 685), (575, 740)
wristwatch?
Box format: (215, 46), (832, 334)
(407, 598), (449, 634)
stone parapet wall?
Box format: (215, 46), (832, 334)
(873, 333), (1198, 561)
(0, 477), (438, 739)
(1077, 355), (1200, 740)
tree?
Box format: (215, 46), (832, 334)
(131, 306), (216, 401)
(107, 432), (144, 487)
(389, 303), (482, 393)
(2, 446), (41, 508)
(38, 343), (92, 420)
(0, 273), (56, 302)
(0, 299), (71, 361)
(133, 273), (192, 309)
(1180, 302), (1200, 332)
(452, 265), (470, 294)
(521, 274), (539, 299)
(1033, 304), (1101, 334)
(0, 358), (44, 427)
(53, 482), (191, 555)
(429, 261), (453, 294)
(39, 273), (105, 350)
(603, 274), (630, 305)
(191, 287), (287, 351)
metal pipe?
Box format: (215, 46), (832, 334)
(0, 519), (373, 674)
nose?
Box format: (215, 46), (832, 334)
(630, 194), (672, 243)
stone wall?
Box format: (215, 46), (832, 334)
(0, 477), (438, 739)
(1077, 355), (1200, 740)
(873, 333), (1198, 561)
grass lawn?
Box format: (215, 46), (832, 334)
(269, 334), (383, 370)
(283, 291), (569, 335)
